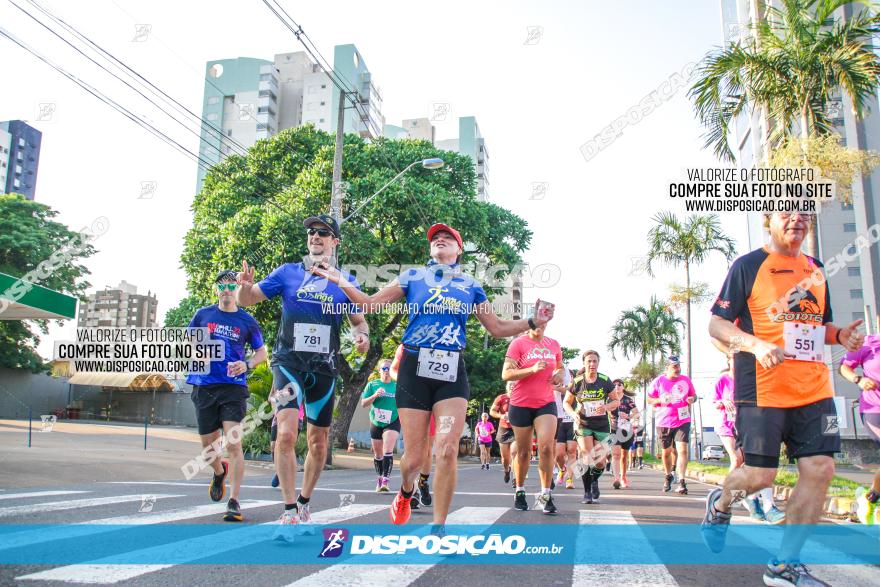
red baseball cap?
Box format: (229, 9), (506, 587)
(427, 223), (463, 249)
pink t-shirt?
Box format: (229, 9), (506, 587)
(475, 421), (495, 442)
(506, 335), (563, 409)
(649, 374), (696, 428)
(713, 373), (736, 427)
(841, 334), (880, 413)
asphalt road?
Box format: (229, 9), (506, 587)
(0, 420), (880, 587)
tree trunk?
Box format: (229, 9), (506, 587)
(331, 313), (404, 449)
(685, 259), (692, 379)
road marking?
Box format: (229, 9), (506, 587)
(0, 494), (184, 518)
(285, 506), (510, 586)
(573, 509), (678, 585)
(0, 491), (89, 501)
(0, 500), (279, 552)
(16, 503), (387, 584)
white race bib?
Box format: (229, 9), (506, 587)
(783, 322), (825, 362)
(677, 406), (690, 420)
(293, 323), (331, 354)
(374, 408), (392, 424)
(417, 348), (459, 382)
(562, 412), (574, 423)
(583, 400), (604, 417)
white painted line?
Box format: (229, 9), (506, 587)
(0, 500), (279, 552)
(285, 506), (509, 586)
(573, 509), (678, 585)
(0, 490), (89, 501)
(0, 494), (184, 518)
(16, 503), (387, 584)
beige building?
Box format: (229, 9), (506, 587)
(77, 281), (158, 328)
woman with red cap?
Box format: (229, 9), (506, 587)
(311, 222), (554, 528)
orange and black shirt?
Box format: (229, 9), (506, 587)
(711, 246), (832, 408)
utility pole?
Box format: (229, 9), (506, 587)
(330, 89), (347, 222)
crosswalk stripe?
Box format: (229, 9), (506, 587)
(0, 500), (279, 552)
(0, 491), (90, 502)
(285, 506), (510, 586)
(15, 503), (388, 584)
(0, 494), (184, 518)
(573, 509), (678, 586)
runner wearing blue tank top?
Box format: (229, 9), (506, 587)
(310, 222), (555, 528)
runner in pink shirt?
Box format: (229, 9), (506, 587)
(840, 332), (880, 524)
(475, 413), (495, 470)
(503, 323), (563, 514)
(647, 356), (696, 495)
(713, 358), (738, 473)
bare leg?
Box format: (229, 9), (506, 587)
(777, 455), (835, 562)
(534, 414), (557, 489)
(397, 408), (430, 494)
(720, 436), (738, 474)
(430, 398), (467, 525)
(512, 425), (534, 487)
(299, 423), (328, 499)
(274, 409), (299, 504)
(198, 429), (224, 476)
(221, 420), (244, 500)
(675, 440), (689, 480)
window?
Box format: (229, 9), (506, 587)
(16, 151), (22, 160)
(207, 96), (220, 105)
(320, 101), (325, 106)
(256, 123), (268, 131)
(15, 165), (21, 174)
(319, 118), (325, 123)
(854, 312), (865, 322)
(13, 178), (20, 188)
(258, 90), (277, 102)
(844, 223), (856, 232)
(321, 84), (326, 89)
(206, 113), (218, 121)
(851, 288), (863, 299)
(848, 266), (861, 277)
(841, 201), (854, 211)
(18, 138), (24, 147)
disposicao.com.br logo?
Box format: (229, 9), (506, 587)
(327, 530), (563, 557)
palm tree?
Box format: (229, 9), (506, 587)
(646, 213), (736, 379)
(609, 295), (684, 369)
(689, 0), (880, 257)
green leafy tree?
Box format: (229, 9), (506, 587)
(0, 195), (96, 372)
(172, 126), (531, 448)
(645, 213), (736, 378)
(163, 294), (211, 328)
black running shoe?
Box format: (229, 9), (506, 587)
(663, 474), (674, 493)
(514, 490), (529, 511)
(503, 468), (511, 484)
(581, 491), (593, 504)
(411, 493), (421, 510)
(223, 497), (242, 522)
(676, 479), (688, 495)
(542, 494), (558, 515)
(701, 488), (732, 553)
(762, 560), (830, 586)
(418, 481), (432, 506)
(209, 461), (228, 502)
(613, 479), (621, 490)
(551, 476), (556, 490)
(591, 480), (600, 501)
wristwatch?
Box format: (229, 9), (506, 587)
(854, 375), (862, 385)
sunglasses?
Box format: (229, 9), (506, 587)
(307, 228), (334, 237)
(380, 367), (390, 371)
(217, 283), (238, 291)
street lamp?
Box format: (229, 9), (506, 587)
(340, 158), (445, 224)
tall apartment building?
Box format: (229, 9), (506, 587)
(196, 45), (383, 192)
(386, 116), (490, 202)
(0, 120), (42, 200)
(77, 281), (158, 328)
(719, 0), (879, 440)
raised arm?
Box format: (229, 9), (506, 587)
(236, 260), (268, 306)
(474, 300), (553, 338)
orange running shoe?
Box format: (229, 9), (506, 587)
(390, 490), (412, 525)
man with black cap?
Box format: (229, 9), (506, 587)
(647, 355), (696, 494)
(186, 269), (267, 521)
(236, 214), (369, 541)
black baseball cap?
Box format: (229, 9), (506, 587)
(303, 214), (340, 238)
(215, 269), (237, 283)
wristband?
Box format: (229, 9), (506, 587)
(854, 375), (862, 385)
(527, 317), (537, 330)
(836, 328), (845, 346)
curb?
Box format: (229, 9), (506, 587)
(645, 463), (859, 521)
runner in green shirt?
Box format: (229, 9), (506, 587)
(361, 359), (400, 492)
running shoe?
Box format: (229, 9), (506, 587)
(762, 560), (830, 586)
(223, 497), (242, 522)
(856, 487), (878, 526)
(375, 477), (384, 493)
(764, 506), (786, 525)
(555, 469), (566, 487)
(390, 491), (412, 525)
(663, 474), (674, 493)
(591, 480), (600, 501)
(296, 502), (316, 535)
(743, 496), (766, 521)
(701, 488), (732, 553)
(676, 479), (688, 495)
(613, 478), (621, 490)
(273, 509), (298, 542)
(581, 491), (593, 504)
(565, 477), (575, 490)
(270, 474), (279, 488)
(504, 468), (511, 484)
(514, 490), (529, 511)
(551, 476), (556, 491)
(209, 460), (228, 502)
(418, 480), (433, 506)
(542, 494), (558, 515)
(411, 492), (421, 510)
(620, 477), (630, 489)
(534, 491), (549, 510)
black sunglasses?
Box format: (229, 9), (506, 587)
(307, 228), (334, 237)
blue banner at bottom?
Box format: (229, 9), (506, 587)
(0, 524), (877, 565)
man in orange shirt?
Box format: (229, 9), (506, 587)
(702, 212), (863, 586)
